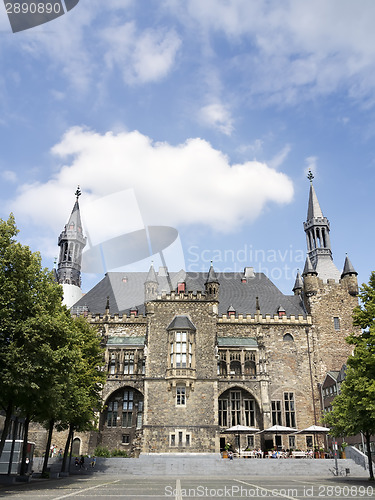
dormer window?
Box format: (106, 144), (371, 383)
(277, 306), (286, 318)
(227, 305), (236, 317)
(177, 282), (186, 294)
(130, 306), (138, 317)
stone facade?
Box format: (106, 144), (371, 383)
(40, 178), (359, 456)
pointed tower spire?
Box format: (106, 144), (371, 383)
(303, 172), (340, 282)
(57, 186), (87, 308)
(144, 262), (158, 302)
(205, 261), (219, 299)
(292, 270), (303, 295)
(341, 254), (358, 296)
(341, 254), (357, 278)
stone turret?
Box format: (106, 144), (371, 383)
(292, 271), (303, 296)
(205, 262), (219, 300)
(302, 255), (318, 297)
(144, 262), (158, 302)
(341, 255), (358, 296)
(57, 187), (86, 308)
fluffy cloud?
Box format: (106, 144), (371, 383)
(199, 103), (234, 135)
(10, 127), (294, 238)
(101, 23), (181, 85)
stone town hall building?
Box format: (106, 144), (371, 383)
(54, 178), (359, 456)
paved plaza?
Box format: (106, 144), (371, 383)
(0, 474), (375, 500)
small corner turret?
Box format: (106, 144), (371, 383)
(144, 261), (158, 302)
(205, 261), (219, 300)
(341, 254), (358, 296)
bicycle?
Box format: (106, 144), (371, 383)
(329, 467), (347, 476)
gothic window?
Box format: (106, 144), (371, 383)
(218, 399), (228, 427)
(244, 399), (255, 427)
(284, 392), (296, 428)
(219, 360), (227, 375)
(136, 401), (143, 428)
(230, 360), (241, 375)
(230, 391), (241, 426)
(271, 400), (282, 425)
(176, 386), (186, 406)
(104, 388), (143, 434)
(107, 401), (118, 427)
(283, 333), (294, 342)
(169, 331), (193, 368)
(122, 390), (133, 427)
(124, 352), (134, 374)
(109, 352), (116, 375)
(333, 317), (340, 331)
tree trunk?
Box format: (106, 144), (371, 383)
(20, 415), (30, 476)
(42, 419), (54, 475)
(365, 430), (374, 481)
(0, 401), (13, 458)
(7, 417), (18, 475)
(61, 424), (73, 473)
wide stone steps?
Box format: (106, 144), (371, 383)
(74, 454), (366, 477)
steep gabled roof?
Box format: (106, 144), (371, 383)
(72, 270), (306, 317)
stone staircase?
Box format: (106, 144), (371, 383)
(70, 454), (366, 477)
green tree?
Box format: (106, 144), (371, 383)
(56, 316), (105, 473)
(325, 271), (375, 481)
(0, 214), (65, 457)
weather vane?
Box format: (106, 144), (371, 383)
(307, 170), (314, 183)
(75, 185), (82, 199)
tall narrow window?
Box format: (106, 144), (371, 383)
(244, 399), (255, 427)
(218, 399), (228, 427)
(333, 317), (340, 331)
(109, 352), (116, 375)
(107, 401), (118, 427)
(284, 392), (296, 428)
(122, 390), (133, 427)
(136, 401), (143, 429)
(124, 352), (134, 374)
(271, 401), (282, 425)
(176, 386), (186, 406)
(230, 391), (241, 426)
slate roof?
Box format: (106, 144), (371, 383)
(72, 270), (306, 318)
(307, 183), (324, 220)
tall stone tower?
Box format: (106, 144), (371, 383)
(301, 173), (359, 380)
(303, 170), (340, 282)
(57, 187), (86, 308)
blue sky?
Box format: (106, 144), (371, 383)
(0, 0), (373, 295)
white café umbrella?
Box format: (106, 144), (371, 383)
(258, 425), (298, 450)
(223, 425), (260, 453)
(295, 425), (330, 454)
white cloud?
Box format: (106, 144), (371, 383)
(101, 23), (181, 85)
(199, 102), (234, 135)
(166, 0), (375, 106)
(269, 145), (291, 170)
(1, 170), (17, 183)
(10, 127), (294, 240)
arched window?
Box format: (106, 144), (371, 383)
(283, 333), (294, 342)
(218, 388), (258, 428)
